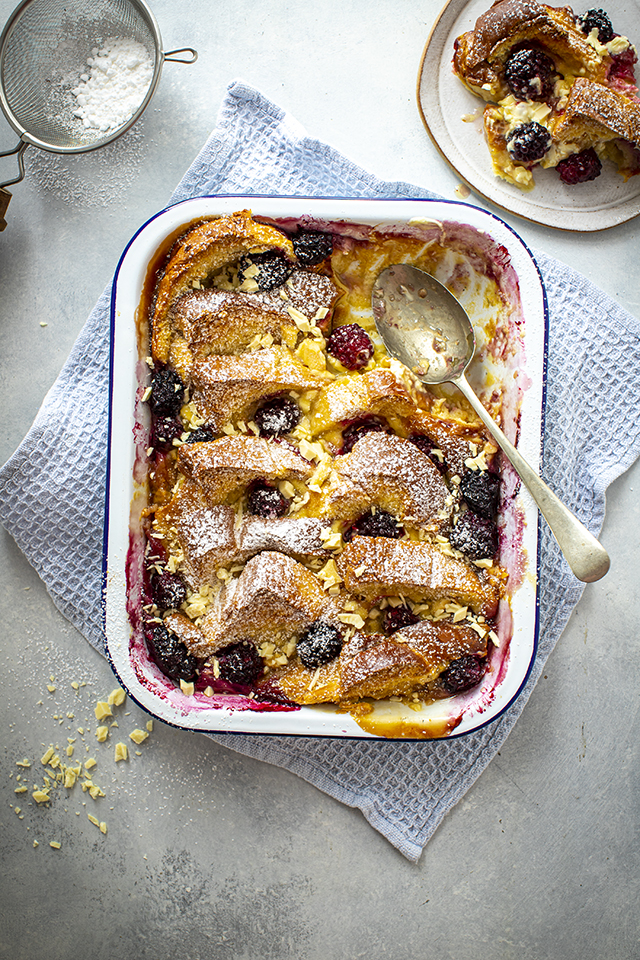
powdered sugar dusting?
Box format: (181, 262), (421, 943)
(331, 433), (452, 525)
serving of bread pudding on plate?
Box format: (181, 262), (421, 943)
(453, 0), (640, 188)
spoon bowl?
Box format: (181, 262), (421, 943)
(372, 264), (474, 382)
(372, 263), (610, 583)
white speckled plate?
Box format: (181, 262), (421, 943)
(104, 196), (546, 739)
(417, 0), (640, 230)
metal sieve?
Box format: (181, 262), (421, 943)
(0, 0), (196, 228)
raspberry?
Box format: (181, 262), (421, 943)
(254, 396), (301, 436)
(297, 621), (343, 668)
(292, 230), (333, 266)
(150, 571), (188, 611)
(238, 251), (293, 290)
(578, 8), (614, 43)
(185, 426), (216, 443)
(506, 122), (552, 163)
(382, 605), (420, 634)
(145, 622), (197, 682)
(440, 655), (487, 694)
(460, 470), (500, 519)
(344, 510), (404, 542)
(449, 511), (498, 559)
(327, 323), (374, 370)
(340, 416), (388, 454)
(407, 434), (448, 473)
(556, 148), (602, 184)
(150, 416), (183, 449)
(216, 641), (263, 686)
(504, 47), (556, 101)
(149, 369), (184, 416)
(247, 480), (289, 518)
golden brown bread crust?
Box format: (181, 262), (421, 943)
(165, 269), (340, 359)
(320, 432), (453, 528)
(151, 210), (295, 363)
(177, 435), (314, 504)
(309, 368), (416, 435)
(189, 347), (327, 430)
(154, 487), (238, 585)
(551, 77), (640, 146)
(407, 409), (490, 476)
(199, 552), (342, 652)
(153, 481), (328, 587)
(338, 537), (500, 617)
(453, 0), (609, 100)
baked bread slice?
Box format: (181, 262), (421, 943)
(407, 409), (490, 477)
(199, 551), (342, 651)
(151, 210), (295, 362)
(153, 485), (238, 586)
(309, 368), (416, 436)
(165, 268), (340, 359)
(177, 435), (314, 504)
(550, 76), (640, 150)
(453, 0), (610, 101)
(189, 346), (328, 430)
(320, 432), (453, 528)
(338, 536), (500, 617)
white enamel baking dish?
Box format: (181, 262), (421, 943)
(103, 196), (546, 739)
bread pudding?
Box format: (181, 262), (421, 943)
(453, 0), (640, 188)
(125, 207), (531, 738)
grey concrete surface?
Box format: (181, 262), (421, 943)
(1, 1), (639, 958)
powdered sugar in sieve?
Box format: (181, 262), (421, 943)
(71, 38), (154, 133)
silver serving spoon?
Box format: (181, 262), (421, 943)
(371, 263), (610, 583)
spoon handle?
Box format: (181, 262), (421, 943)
(455, 374), (610, 583)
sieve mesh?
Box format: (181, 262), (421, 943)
(0, 0), (160, 151)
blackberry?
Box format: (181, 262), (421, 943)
(344, 509), (404, 542)
(151, 571), (188, 611)
(460, 470), (500, 519)
(145, 621), (197, 682)
(504, 47), (556, 101)
(449, 511), (499, 560)
(407, 433), (448, 473)
(292, 229), (333, 266)
(185, 426), (216, 443)
(382, 605), (420, 634)
(440, 655), (487, 694)
(238, 251), (293, 291)
(578, 8), (614, 43)
(216, 641), (263, 686)
(506, 122), (552, 163)
(340, 416), (388, 454)
(327, 323), (374, 370)
(247, 480), (289, 519)
(149, 369), (185, 417)
(150, 416), (183, 449)
(556, 148), (602, 184)
(609, 47), (638, 85)
(254, 396), (301, 436)
(297, 620), (343, 668)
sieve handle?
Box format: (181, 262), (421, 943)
(0, 141), (28, 229)
(0, 140), (27, 188)
(163, 48), (198, 64)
